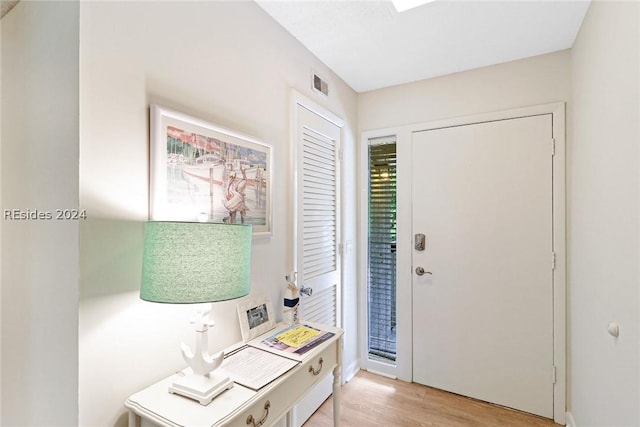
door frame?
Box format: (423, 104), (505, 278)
(359, 102), (566, 424)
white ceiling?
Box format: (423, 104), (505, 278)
(256, 0), (591, 93)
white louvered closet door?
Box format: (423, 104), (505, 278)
(295, 104), (342, 328)
(292, 101), (342, 427)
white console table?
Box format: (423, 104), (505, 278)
(126, 323), (343, 427)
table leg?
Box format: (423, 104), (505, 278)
(128, 410), (140, 427)
(333, 336), (343, 426)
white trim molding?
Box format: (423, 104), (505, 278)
(342, 359), (360, 384)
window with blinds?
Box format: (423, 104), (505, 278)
(367, 137), (397, 362)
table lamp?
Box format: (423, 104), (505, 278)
(140, 221), (252, 405)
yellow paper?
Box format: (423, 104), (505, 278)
(276, 326), (320, 348)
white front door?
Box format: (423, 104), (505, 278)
(411, 114), (554, 418)
(292, 97), (343, 426)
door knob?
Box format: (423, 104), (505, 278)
(300, 285), (313, 296)
(415, 267), (432, 276)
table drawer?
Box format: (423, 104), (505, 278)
(298, 342), (338, 388)
(226, 341), (338, 427)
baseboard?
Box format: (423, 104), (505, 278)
(342, 359), (360, 383)
(565, 411), (577, 427)
(365, 368), (397, 379)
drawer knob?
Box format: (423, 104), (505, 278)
(246, 400), (270, 427)
(309, 357), (324, 376)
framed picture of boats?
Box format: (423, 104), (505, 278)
(150, 105), (272, 236)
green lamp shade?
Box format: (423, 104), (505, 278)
(141, 221), (252, 303)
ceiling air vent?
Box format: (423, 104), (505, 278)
(312, 73), (329, 96)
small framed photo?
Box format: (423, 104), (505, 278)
(237, 296), (276, 342)
(150, 104), (272, 236)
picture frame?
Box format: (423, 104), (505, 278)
(237, 296), (276, 342)
(150, 104), (272, 236)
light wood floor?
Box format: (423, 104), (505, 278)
(304, 370), (559, 427)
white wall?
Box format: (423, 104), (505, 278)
(358, 49), (571, 131)
(569, 2), (640, 426)
(79, 2), (358, 426)
(1, 2), (80, 425)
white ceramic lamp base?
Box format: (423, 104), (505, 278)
(169, 371), (233, 405)
(169, 307), (233, 405)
